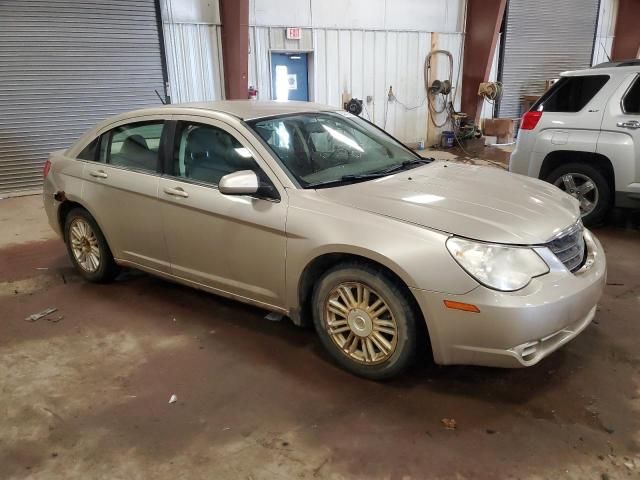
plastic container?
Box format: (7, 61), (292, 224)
(441, 131), (455, 148)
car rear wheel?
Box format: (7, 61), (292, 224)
(312, 262), (418, 380)
(64, 208), (119, 282)
(546, 162), (611, 227)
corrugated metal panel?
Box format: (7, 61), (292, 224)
(592, 0), (617, 65)
(162, 23), (225, 103)
(250, 0), (465, 33)
(0, 0), (166, 195)
(498, 0), (600, 118)
(480, 33), (501, 121)
(248, 25), (464, 143)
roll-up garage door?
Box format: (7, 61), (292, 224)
(497, 0), (600, 119)
(0, 0), (167, 195)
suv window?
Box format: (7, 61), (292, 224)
(623, 76), (640, 114)
(172, 122), (259, 186)
(532, 75), (609, 113)
(102, 121), (164, 172)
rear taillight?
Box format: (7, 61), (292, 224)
(43, 159), (52, 178)
(520, 111), (542, 130)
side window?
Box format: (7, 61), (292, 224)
(103, 121), (164, 172)
(533, 75), (609, 113)
(77, 137), (100, 161)
(623, 77), (640, 114)
(173, 122), (259, 185)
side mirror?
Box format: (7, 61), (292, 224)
(219, 170), (259, 195)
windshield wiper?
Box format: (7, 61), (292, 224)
(371, 158), (431, 175)
(306, 172), (389, 189)
(305, 158), (432, 189)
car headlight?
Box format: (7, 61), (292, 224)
(446, 237), (549, 291)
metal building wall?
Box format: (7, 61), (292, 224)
(592, 0), (618, 65)
(248, 0), (466, 144)
(0, 0), (167, 195)
(159, 0), (225, 103)
(248, 27), (463, 144)
(498, 0), (600, 118)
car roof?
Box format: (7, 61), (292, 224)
(119, 100), (340, 122)
(562, 59), (640, 77)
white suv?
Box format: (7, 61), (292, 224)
(510, 60), (640, 226)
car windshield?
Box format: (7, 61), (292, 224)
(248, 112), (426, 188)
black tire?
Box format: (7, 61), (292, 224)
(545, 162), (612, 227)
(312, 262), (418, 380)
(63, 208), (119, 283)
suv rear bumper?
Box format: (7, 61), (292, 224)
(411, 229), (606, 368)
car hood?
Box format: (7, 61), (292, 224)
(316, 161), (580, 245)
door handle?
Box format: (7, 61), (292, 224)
(617, 120), (640, 129)
(89, 170), (108, 179)
(163, 186), (189, 198)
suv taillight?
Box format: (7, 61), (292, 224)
(520, 111), (542, 130)
(43, 159), (52, 178)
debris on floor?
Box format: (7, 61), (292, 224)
(441, 418), (457, 430)
(48, 315), (64, 323)
(24, 307), (57, 322)
(264, 312), (283, 322)
(168, 394), (177, 404)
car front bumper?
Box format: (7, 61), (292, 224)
(411, 229), (606, 368)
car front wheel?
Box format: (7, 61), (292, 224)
(546, 162), (611, 227)
(312, 263), (418, 380)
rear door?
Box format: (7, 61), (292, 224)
(158, 116), (288, 309)
(599, 73), (640, 190)
(81, 117), (170, 273)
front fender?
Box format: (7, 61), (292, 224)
(284, 195), (479, 312)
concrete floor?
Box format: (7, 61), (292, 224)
(1, 167), (639, 479)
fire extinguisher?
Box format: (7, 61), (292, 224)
(248, 86), (258, 100)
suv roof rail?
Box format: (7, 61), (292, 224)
(593, 59), (640, 69)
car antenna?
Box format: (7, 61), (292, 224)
(601, 41), (612, 62)
(155, 89), (167, 105)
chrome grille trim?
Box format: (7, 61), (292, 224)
(546, 222), (586, 273)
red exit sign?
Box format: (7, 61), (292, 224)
(286, 27), (301, 40)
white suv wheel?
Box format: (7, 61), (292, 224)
(553, 172), (599, 216)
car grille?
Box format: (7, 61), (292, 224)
(546, 223), (586, 273)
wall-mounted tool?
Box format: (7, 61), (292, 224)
(345, 98), (363, 116)
(477, 81), (502, 102)
(425, 49), (454, 127)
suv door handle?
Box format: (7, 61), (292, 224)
(163, 186), (189, 198)
(617, 120), (640, 129)
(89, 170), (108, 179)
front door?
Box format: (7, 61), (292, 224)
(158, 117), (288, 309)
(271, 53), (309, 101)
(81, 118), (170, 273)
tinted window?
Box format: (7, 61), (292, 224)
(532, 75), (609, 113)
(103, 121), (164, 172)
(173, 123), (259, 185)
(77, 138), (99, 161)
(623, 77), (640, 114)
(249, 113), (418, 187)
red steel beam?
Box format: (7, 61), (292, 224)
(219, 0), (249, 99)
(460, 0), (507, 123)
(611, 0), (640, 60)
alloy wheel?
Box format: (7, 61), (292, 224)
(324, 282), (398, 365)
(69, 218), (101, 273)
(553, 172), (599, 216)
